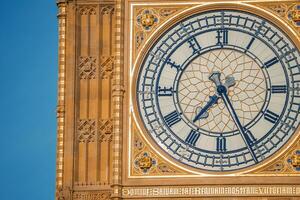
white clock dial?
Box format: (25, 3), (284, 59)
(135, 10), (300, 172)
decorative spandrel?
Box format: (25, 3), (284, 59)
(254, 139), (300, 174)
(131, 121), (188, 176)
(133, 6), (189, 60)
(252, 2), (300, 33)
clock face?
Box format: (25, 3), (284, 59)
(134, 9), (300, 172)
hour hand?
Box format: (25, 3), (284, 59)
(209, 72), (236, 89)
(193, 95), (218, 122)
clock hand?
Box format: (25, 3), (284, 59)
(193, 95), (218, 122)
(193, 73), (236, 122)
(209, 72), (258, 163)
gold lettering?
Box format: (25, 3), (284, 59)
(152, 188), (159, 196)
(121, 186), (300, 198)
(292, 187), (296, 195)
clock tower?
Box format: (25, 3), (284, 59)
(56, 0), (300, 199)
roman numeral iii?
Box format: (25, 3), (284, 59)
(185, 130), (200, 146)
(164, 111), (181, 127)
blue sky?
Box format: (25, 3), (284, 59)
(0, 0), (57, 199)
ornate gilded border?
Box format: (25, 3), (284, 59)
(128, 1), (300, 178)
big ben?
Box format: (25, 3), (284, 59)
(55, 0), (300, 199)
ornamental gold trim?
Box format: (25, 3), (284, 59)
(128, 1), (300, 178)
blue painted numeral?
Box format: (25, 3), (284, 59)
(271, 85), (287, 93)
(187, 37), (201, 54)
(246, 37), (255, 50)
(216, 136), (226, 152)
(264, 110), (279, 124)
(216, 29), (228, 46)
(185, 130), (200, 146)
(166, 58), (181, 71)
(164, 111), (181, 127)
(264, 57), (279, 68)
(158, 86), (174, 96)
(244, 129), (256, 145)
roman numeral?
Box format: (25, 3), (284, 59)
(164, 111), (181, 127)
(264, 57), (279, 68)
(158, 86), (174, 96)
(216, 29), (228, 46)
(264, 109), (279, 124)
(166, 58), (181, 71)
(246, 37), (255, 50)
(216, 136), (226, 152)
(244, 129), (256, 144)
(271, 85), (287, 93)
(187, 37), (201, 54)
(185, 130), (200, 146)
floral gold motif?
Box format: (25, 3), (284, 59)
(137, 9), (158, 31)
(289, 150), (300, 171)
(134, 152), (156, 173)
(291, 154), (300, 167)
(291, 8), (300, 23)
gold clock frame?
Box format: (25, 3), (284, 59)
(123, 0), (300, 198)
(129, 2), (300, 177)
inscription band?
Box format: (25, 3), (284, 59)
(122, 185), (300, 198)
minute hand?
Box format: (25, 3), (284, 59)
(217, 85), (258, 163)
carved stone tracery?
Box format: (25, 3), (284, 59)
(79, 6), (97, 15)
(76, 119), (113, 143)
(101, 5), (114, 15)
(98, 119), (113, 142)
(100, 56), (114, 79)
(78, 56), (97, 80)
(77, 119), (96, 143)
(57, 186), (71, 200)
